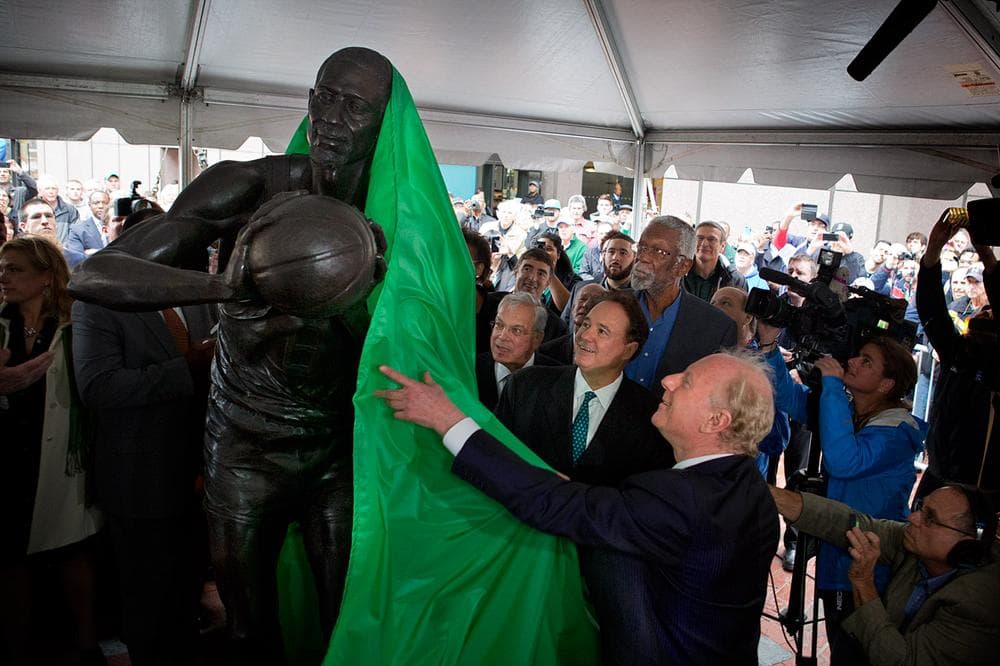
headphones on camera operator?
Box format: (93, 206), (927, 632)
(941, 483), (998, 569)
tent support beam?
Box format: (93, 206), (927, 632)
(632, 138), (646, 235)
(180, 0), (212, 91)
(0, 73), (169, 100)
(582, 0), (645, 139)
(644, 129), (1000, 147)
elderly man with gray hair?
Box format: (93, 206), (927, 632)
(376, 348), (779, 665)
(625, 215), (738, 398)
(475, 292), (559, 410)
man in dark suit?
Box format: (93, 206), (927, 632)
(479, 248), (568, 347)
(626, 215), (738, 399)
(497, 290), (671, 484)
(540, 282), (605, 365)
(72, 300), (216, 666)
(65, 191), (110, 257)
(377, 349), (779, 665)
(475, 292), (559, 411)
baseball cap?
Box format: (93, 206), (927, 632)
(830, 222), (854, 239)
(556, 219), (570, 227)
(619, 203), (633, 211)
(528, 180), (540, 187)
(542, 199), (561, 210)
(966, 266), (984, 283)
(736, 241), (756, 255)
(814, 213), (830, 228)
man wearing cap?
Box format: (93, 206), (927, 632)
(682, 221), (746, 302)
(557, 214), (589, 273)
(734, 240), (770, 292)
(754, 222), (787, 274)
(462, 199), (496, 233)
(825, 221), (867, 284)
(525, 199), (562, 248)
(521, 180), (543, 207)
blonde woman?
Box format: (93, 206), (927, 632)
(0, 235), (103, 665)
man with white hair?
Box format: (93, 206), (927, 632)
(377, 349), (779, 665)
(35, 174), (79, 244)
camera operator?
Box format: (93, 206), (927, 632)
(915, 214), (999, 501)
(758, 323), (926, 664)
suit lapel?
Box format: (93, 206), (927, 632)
(542, 367), (576, 471)
(656, 293), (697, 381)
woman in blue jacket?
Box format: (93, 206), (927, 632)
(758, 327), (926, 665)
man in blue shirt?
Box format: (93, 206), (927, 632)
(625, 215), (737, 398)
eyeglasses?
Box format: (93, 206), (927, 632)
(490, 320), (533, 337)
(635, 243), (677, 261)
(912, 497), (977, 538)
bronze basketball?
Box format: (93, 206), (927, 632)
(246, 194), (378, 317)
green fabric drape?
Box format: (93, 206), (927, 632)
(276, 68), (598, 665)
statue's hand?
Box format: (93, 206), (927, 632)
(224, 190), (309, 300)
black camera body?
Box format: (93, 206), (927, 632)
(747, 249), (916, 370)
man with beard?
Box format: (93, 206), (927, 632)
(562, 231), (634, 325)
(69, 47), (393, 664)
(625, 216), (737, 398)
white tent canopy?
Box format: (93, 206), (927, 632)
(1, 0), (999, 199)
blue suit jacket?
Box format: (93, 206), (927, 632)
(454, 432), (779, 665)
(65, 218), (105, 255)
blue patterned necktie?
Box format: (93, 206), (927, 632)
(572, 391), (597, 464)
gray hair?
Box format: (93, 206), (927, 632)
(499, 291), (547, 333)
(646, 215), (696, 259)
(567, 194), (587, 210)
(709, 348), (775, 457)
(697, 220), (728, 244)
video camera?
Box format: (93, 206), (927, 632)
(746, 248), (916, 377)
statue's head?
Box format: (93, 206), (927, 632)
(308, 47), (393, 174)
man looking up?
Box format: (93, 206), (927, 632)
(475, 292), (556, 410)
(376, 349), (779, 665)
(626, 215), (737, 396)
(481, 248), (568, 345)
(683, 220), (746, 301)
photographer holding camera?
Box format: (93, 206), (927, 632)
(758, 322), (926, 664)
(915, 211), (999, 502)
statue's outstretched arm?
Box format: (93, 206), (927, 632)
(70, 158), (284, 310)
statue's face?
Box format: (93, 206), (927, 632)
(308, 51), (391, 172)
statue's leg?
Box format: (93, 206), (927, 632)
(207, 508), (289, 665)
(300, 452), (353, 638)
(204, 400), (294, 666)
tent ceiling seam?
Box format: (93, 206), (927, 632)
(582, 0), (645, 139)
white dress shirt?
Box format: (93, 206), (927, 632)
(443, 369), (625, 457)
(494, 353), (535, 397)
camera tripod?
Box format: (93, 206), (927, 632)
(762, 378), (826, 665)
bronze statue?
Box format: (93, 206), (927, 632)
(69, 47), (393, 664)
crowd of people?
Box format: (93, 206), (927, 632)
(459, 190), (998, 664)
(2, 149), (998, 665)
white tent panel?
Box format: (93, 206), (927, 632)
(648, 143), (999, 199)
(1, 0), (999, 199)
